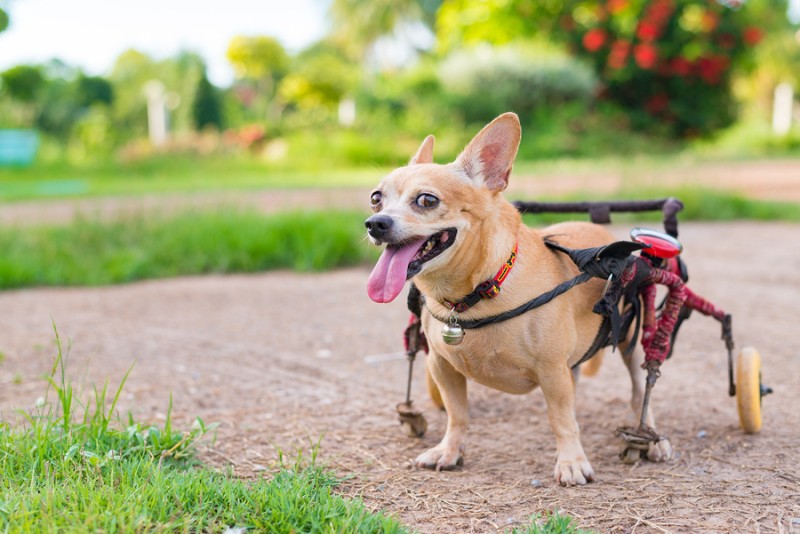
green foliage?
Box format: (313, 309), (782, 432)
(329, 0), (439, 60)
(438, 43), (598, 125)
(75, 74), (114, 107)
(0, 0), (795, 165)
(511, 511), (592, 533)
(518, 102), (679, 159)
(0, 155), (385, 199)
(0, 65), (45, 102)
(226, 35), (290, 81)
(0, 7), (8, 33)
(0, 330), (407, 533)
(436, 0), (563, 53)
(563, 0), (785, 136)
(192, 70), (224, 130)
(0, 210), (375, 289)
(279, 42), (361, 113)
(110, 50), (206, 141)
(0, 327), (215, 486)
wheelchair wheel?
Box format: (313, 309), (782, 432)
(736, 347), (763, 434)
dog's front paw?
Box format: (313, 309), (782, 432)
(414, 445), (464, 472)
(647, 437), (673, 462)
(554, 455), (595, 486)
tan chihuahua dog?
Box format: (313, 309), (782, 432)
(365, 113), (672, 486)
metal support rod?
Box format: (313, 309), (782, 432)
(722, 314), (736, 397)
(639, 366), (660, 429)
(513, 198), (684, 237)
(405, 354), (415, 405)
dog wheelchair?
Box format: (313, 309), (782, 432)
(398, 197), (772, 462)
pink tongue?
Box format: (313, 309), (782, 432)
(367, 238), (426, 303)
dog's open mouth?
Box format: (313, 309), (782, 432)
(367, 228), (457, 303)
(407, 228), (457, 278)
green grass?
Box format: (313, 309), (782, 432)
(0, 209), (377, 289)
(0, 326), (408, 533)
(0, 327), (586, 533)
(1, 188), (798, 290)
(0, 155), (386, 201)
(512, 513), (592, 534)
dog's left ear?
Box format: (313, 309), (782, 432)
(409, 135), (435, 165)
(455, 112), (521, 192)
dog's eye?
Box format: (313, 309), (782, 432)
(415, 193), (439, 209)
(370, 191), (382, 208)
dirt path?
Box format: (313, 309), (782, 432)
(1, 220), (798, 533)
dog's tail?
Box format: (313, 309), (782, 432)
(580, 350), (604, 377)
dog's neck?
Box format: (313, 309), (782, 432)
(413, 202), (521, 310)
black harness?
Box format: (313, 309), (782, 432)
(409, 239), (649, 368)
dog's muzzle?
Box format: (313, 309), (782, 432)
(365, 214), (393, 241)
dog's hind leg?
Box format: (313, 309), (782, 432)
(414, 351), (467, 471)
(620, 344), (673, 462)
(580, 350), (604, 377)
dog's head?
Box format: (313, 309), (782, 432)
(365, 112), (522, 303)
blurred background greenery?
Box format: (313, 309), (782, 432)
(0, 0), (799, 291)
(0, 0), (798, 183)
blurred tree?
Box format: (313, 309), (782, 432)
(192, 69), (223, 130)
(0, 7), (9, 33)
(434, 0), (792, 136)
(0, 65), (44, 128)
(737, 29), (800, 116)
(226, 35), (289, 121)
(563, 0), (789, 136)
(110, 49), (205, 139)
(1, 65), (45, 102)
(437, 43), (597, 125)
(76, 74), (114, 108)
(0, 60), (116, 145)
(279, 42), (360, 114)
(226, 35), (289, 80)
(329, 0), (441, 60)
(436, 0), (564, 53)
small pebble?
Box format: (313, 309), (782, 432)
(697, 430), (708, 439)
(530, 479), (543, 488)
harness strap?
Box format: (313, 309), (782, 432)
(406, 239), (650, 368)
(426, 271), (593, 329)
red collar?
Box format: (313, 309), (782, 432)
(443, 242), (518, 313)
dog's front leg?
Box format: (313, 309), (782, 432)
(414, 350), (467, 471)
(540, 363), (595, 486)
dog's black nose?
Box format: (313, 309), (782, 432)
(365, 214), (393, 239)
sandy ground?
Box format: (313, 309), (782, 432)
(1, 215), (798, 532)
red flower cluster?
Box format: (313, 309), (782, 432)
(694, 54), (730, 85)
(633, 43), (659, 69)
(636, 0), (674, 43)
(582, 28), (608, 52)
(743, 26), (763, 45)
(568, 0), (765, 135)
